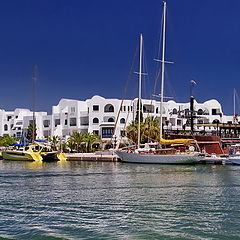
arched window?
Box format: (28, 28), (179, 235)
(108, 118), (114, 122)
(93, 118), (99, 124)
(120, 118), (125, 124)
(172, 108), (177, 114)
(197, 109), (203, 115)
(104, 104), (114, 112)
(212, 119), (220, 124)
(4, 124), (8, 131)
(156, 107), (158, 114)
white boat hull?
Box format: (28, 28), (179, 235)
(229, 156), (240, 165)
(115, 151), (203, 164)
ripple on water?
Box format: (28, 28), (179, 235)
(0, 161), (240, 239)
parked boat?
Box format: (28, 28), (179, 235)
(115, 2), (203, 164)
(2, 144), (43, 161)
(39, 144), (67, 162)
(229, 156), (240, 165)
(2, 143), (67, 162)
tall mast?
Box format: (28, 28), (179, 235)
(234, 88), (236, 117)
(137, 34), (143, 149)
(32, 64), (38, 142)
(159, 1), (167, 139)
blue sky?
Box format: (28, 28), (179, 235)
(0, 0), (239, 114)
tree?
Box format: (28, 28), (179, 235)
(66, 140), (76, 153)
(142, 117), (160, 143)
(69, 132), (85, 152)
(26, 123), (37, 142)
(135, 98), (143, 123)
(126, 120), (145, 145)
(0, 136), (17, 147)
(48, 136), (60, 151)
(126, 117), (160, 145)
(83, 132), (99, 152)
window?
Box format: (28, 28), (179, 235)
(197, 109), (203, 115)
(7, 116), (11, 121)
(93, 118), (99, 124)
(4, 124), (8, 131)
(172, 108), (178, 115)
(43, 120), (50, 127)
(71, 107), (75, 113)
(212, 109), (221, 115)
(212, 119), (220, 124)
(123, 106), (126, 112)
(102, 127), (113, 138)
(65, 119), (68, 125)
(104, 104), (114, 112)
(156, 107), (158, 114)
(93, 105), (99, 111)
(55, 119), (60, 127)
(108, 118), (114, 122)
(80, 116), (89, 126)
(43, 130), (51, 138)
(16, 132), (22, 138)
(170, 118), (175, 126)
(177, 119), (182, 126)
(131, 106), (133, 112)
(143, 104), (154, 113)
(185, 109), (190, 116)
(93, 130), (99, 136)
(121, 130), (126, 137)
(70, 118), (77, 126)
(128, 106), (130, 112)
(120, 118), (125, 124)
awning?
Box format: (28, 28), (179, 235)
(159, 138), (196, 144)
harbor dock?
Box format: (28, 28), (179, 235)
(66, 152), (118, 162)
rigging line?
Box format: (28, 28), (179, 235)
(152, 12), (164, 97)
(141, 38), (151, 100)
(118, 98), (135, 146)
(235, 89), (240, 114)
(164, 66), (179, 102)
(111, 42), (139, 142)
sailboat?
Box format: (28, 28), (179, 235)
(115, 2), (204, 164)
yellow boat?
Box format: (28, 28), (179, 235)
(2, 143), (67, 162)
(36, 143), (67, 162)
(2, 144), (43, 161)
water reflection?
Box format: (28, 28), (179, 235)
(0, 160), (240, 239)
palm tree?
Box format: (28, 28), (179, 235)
(142, 117), (160, 143)
(126, 120), (145, 145)
(83, 132), (99, 152)
(69, 132), (84, 152)
(48, 136), (60, 150)
(66, 140), (76, 153)
(126, 117), (160, 145)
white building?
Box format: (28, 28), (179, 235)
(0, 108), (47, 140)
(0, 95), (235, 142)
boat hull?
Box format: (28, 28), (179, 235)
(41, 152), (67, 162)
(115, 151), (203, 164)
(229, 156), (240, 165)
(2, 151), (42, 161)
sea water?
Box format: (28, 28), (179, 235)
(0, 160), (240, 240)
